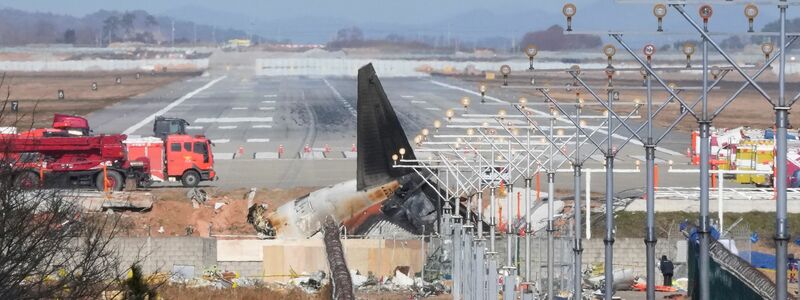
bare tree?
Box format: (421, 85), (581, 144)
(0, 75), (130, 299)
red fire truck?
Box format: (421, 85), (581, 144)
(124, 116), (216, 187)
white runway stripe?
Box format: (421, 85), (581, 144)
(252, 124), (272, 128)
(261, 100), (276, 104)
(411, 100), (427, 104)
(123, 76), (227, 135)
(218, 125), (238, 129)
(264, 94), (277, 98)
(232, 107), (248, 110)
(194, 117), (273, 123)
(212, 139), (230, 144)
(186, 126), (203, 130)
(259, 107), (275, 111)
(246, 138), (270, 143)
(401, 95), (415, 98)
(323, 79), (357, 117)
(425, 107), (441, 111)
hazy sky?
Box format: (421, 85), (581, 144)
(0, 0), (595, 24)
(0, 1), (791, 44)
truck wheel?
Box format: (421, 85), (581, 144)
(96, 171), (123, 191)
(13, 172), (40, 189)
(181, 170), (200, 187)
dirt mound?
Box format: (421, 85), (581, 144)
(118, 187), (316, 237)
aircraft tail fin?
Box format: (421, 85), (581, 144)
(357, 63), (415, 190)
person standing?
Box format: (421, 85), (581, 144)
(659, 255), (674, 287)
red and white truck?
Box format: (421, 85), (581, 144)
(124, 116), (216, 187)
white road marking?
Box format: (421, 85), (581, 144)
(401, 95), (415, 99)
(212, 139), (230, 144)
(186, 126), (204, 130)
(123, 76), (227, 135)
(411, 100), (427, 104)
(429, 79), (683, 156)
(218, 125), (238, 129)
(425, 107), (441, 111)
(232, 107), (248, 110)
(264, 94), (277, 98)
(259, 107), (275, 111)
(252, 124), (272, 129)
(323, 79), (357, 117)
(194, 117), (273, 123)
(261, 100), (276, 104)
(247, 138), (270, 143)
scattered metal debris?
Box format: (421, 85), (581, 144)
(246, 203), (274, 238)
(187, 188), (208, 207)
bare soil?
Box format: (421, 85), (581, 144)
(0, 71), (197, 129)
(117, 187), (316, 237)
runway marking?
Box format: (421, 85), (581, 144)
(232, 107), (248, 110)
(323, 79), (357, 117)
(218, 125), (238, 129)
(425, 107), (441, 111)
(186, 126), (204, 130)
(264, 94), (277, 98)
(411, 100), (427, 104)
(429, 79), (683, 156)
(252, 124), (272, 129)
(259, 107), (275, 111)
(247, 138), (270, 143)
(401, 95), (415, 99)
(123, 76), (227, 135)
(194, 117), (273, 123)
(261, 100), (276, 104)
(212, 139), (230, 144)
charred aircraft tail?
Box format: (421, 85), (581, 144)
(356, 63), (416, 191)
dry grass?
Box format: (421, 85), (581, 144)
(0, 71), (197, 129)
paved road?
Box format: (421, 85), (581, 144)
(86, 53), (718, 192)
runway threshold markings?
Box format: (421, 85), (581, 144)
(323, 78), (357, 117)
(428, 79), (683, 156)
(123, 76), (227, 135)
(194, 117), (273, 123)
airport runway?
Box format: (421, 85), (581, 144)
(87, 55), (714, 192)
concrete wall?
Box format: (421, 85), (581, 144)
(113, 237), (216, 277)
(583, 238), (678, 275)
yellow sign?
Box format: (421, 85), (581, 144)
(485, 72), (496, 80)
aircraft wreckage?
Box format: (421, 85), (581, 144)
(248, 64), (474, 239)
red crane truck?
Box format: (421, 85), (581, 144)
(0, 114), (150, 190)
(0, 114), (216, 190)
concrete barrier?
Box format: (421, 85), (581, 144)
(0, 58), (208, 72)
